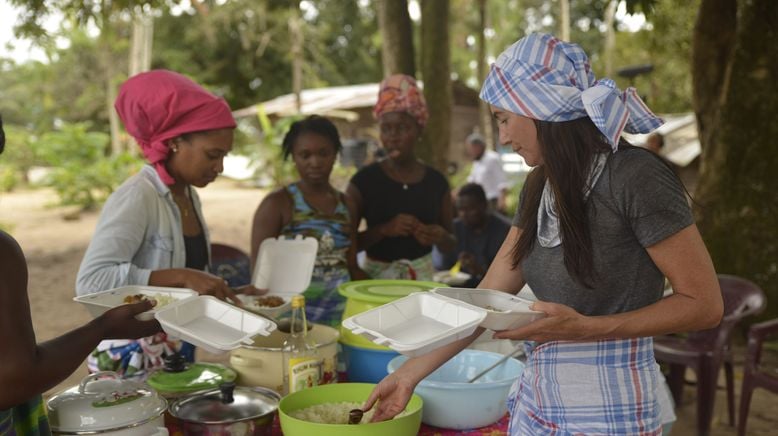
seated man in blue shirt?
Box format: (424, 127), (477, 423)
(433, 183), (511, 287)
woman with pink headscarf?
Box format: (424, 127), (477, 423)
(76, 70), (259, 376)
(346, 74), (456, 280)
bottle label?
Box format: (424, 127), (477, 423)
(288, 356), (322, 393)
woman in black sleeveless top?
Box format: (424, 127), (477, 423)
(346, 74), (456, 280)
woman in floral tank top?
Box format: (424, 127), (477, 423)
(251, 116), (368, 326)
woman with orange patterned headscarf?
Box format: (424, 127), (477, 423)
(346, 74), (456, 280)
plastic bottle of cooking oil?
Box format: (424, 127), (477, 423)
(282, 295), (322, 395)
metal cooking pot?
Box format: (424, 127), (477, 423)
(229, 322), (339, 393)
(168, 382), (279, 436)
(47, 371), (167, 435)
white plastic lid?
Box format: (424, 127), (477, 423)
(342, 292), (486, 357)
(155, 296), (277, 354)
(251, 235), (318, 296)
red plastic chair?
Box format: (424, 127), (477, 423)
(737, 318), (778, 436)
(653, 274), (766, 436)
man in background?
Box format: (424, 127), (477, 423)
(465, 132), (510, 213)
(645, 132), (664, 154)
(433, 183), (511, 287)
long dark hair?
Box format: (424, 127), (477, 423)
(511, 117), (612, 288)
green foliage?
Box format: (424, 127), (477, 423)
(33, 122), (142, 210)
(611, 0), (700, 112)
(247, 108), (300, 188)
(0, 123), (40, 191)
(0, 167), (17, 192)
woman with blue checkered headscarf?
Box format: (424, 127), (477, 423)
(364, 34), (723, 435)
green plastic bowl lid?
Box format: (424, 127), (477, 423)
(147, 362), (237, 393)
(337, 280), (445, 304)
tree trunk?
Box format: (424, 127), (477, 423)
(693, 0), (778, 320)
(603, 0), (618, 77)
(376, 0), (416, 76)
(129, 12), (153, 76)
(559, 0), (570, 41)
(289, 11), (304, 113)
(419, 0), (451, 173)
(692, 0), (737, 157)
(99, 17), (123, 156)
(476, 0), (493, 147)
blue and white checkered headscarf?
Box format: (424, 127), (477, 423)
(481, 34), (664, 247)
(480, 33), (663, 150)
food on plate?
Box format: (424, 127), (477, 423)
(123, 294), (148, 304)
(122, 293), (175, 308)
(249, 295), (285, 308)
(150, 293), (175, 308)
(289, 401), (408, 424)
(484, 305), (508, 313)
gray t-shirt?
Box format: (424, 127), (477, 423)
(514, 148), (693, 316)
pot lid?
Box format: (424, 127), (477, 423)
(147, 354), (236, 393)
(338, 279), (445, 304)
(47, 371), (167, 433)
(170, 383), (279, 424)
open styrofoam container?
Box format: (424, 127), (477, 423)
(342, 292), (487, 357)
(73, 285), (198, 321)
(244, 235), (318, 317)
(155, 295), (276, 354)
(431, 287), (545, 331)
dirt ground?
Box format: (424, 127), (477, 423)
(2, 178), (776, 435)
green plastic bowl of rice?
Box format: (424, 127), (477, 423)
(279, 383), (423, 436)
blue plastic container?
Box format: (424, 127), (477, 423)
(388, 349), (524, 430)
(341, 341), (400, 383)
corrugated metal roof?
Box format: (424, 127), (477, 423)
(623, 113), (700, 167)
(233, 83), (379, 119)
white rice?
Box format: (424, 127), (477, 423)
(289, 401), (407, 424)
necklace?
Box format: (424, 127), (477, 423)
(386, 162), (414, 190)
(173, 191), (191, 218)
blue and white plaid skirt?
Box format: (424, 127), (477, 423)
(508, 337), (668, 435)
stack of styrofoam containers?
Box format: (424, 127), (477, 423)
(342, 287), (544, 357)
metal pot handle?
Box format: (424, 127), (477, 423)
(78, 371), (121, 394)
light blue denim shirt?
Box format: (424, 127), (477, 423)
(76, 165), (211, 295)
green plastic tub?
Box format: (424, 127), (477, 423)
(279, 383), (423, 436)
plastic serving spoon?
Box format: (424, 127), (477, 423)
(467, 346), (524, 383)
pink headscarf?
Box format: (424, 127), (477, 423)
(373, 74), (428, 128)
(114, 70), (236, 185)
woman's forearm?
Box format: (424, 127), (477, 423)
(589, 291), (722, 340)
(396, 327), (485, 384)
(0, 321), (104, 408)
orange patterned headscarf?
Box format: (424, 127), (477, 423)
(373, 74), (428, 128)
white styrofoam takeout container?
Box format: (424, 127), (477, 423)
(342, 292), (488, 357)
(342, 288), (546, 357)
(431, 287), (545, 331)
(73, 285), (198, 321)
(154, 295), (276, 354)
(243, 235), (318, 318)
(74, 286), (277, 352)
